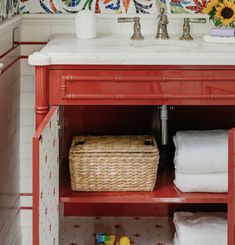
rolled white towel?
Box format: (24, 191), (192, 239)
(174, 171), (227, 193)
(173, 212), (227, 245)
(173, 130), (228, 174)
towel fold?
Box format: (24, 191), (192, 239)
(173, 212), (227, 245)
(174, 171), (227, 193)
(173, 130), (228, 174)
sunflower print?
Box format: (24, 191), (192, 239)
(202, 0), (218, 13)
(215, 0), (235, 26)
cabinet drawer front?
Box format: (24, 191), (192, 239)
(49, 69), (235, 105)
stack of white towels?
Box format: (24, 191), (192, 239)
(173, 130), (228, 193)
(173, 212), (227, 245)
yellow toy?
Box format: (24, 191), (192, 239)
(116, 236), (135, 245)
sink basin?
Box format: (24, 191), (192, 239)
(130, 39), (199, 50)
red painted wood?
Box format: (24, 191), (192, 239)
(60, 167), (227, 204)
(33, 106), (58, 245)
(34, 64), (235, 245)
(15, 41), (47, 45)
(21, 207), (33, 210)
(62, 105), (155, 160)
(35, 66), (49, 129)
(63, 203), (227, 217)
(228, 129), (235, 245)
(49, 67), (235, 106)
(20, 193), (32, 196)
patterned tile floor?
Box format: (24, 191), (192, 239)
(60, 217), (174, 245)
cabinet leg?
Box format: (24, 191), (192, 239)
(35, 66), (49, 129)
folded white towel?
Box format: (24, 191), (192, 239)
(174, 171), (227, 193)
(173, 130), (228, 174)
(173, 212), (227, 245)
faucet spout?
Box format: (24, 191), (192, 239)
(156, 8), (169, 39)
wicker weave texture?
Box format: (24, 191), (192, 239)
(69, 135), (159, 192)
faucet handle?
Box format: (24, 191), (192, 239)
(118, 17), (144, 40)
(180, 17), (206, 40)
(189, 18), (207, 24)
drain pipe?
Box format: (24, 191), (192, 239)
(160, 105), (168, 145)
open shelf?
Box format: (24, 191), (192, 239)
(60, 217), (173, 245)
(60, 106), (230, 209)
(60, 165), (227, 205)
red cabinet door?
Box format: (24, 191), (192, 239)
(32, 106), (60, 245)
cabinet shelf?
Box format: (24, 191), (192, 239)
(60, 167), (227, 205)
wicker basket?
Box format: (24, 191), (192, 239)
(69, 135), (159, 192)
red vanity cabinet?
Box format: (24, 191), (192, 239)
(33, 65), (235, 245)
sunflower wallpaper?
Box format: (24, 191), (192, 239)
(0, 0), (19, 22)
(203, 0), (235, 26)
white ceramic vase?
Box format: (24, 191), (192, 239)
(74, 10), (97, 39)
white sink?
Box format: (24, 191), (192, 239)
(130, 39), (199, 50)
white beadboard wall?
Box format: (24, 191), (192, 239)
(0, 15), (22, 245)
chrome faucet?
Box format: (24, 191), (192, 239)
(156, 8), (169, 39)
(180, 18), (206, 40)
(118, 17), (144, 40)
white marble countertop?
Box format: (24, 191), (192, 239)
(28, 34), (235, 66)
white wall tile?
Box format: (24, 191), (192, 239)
(50, 24), (74, 34)
(20, 109), (34, 126)
(20, 24), (50, 42)
(21, 92), (35, 109)
(0, 30), (13, 56)
(21, 211), (32, 245)
(20, 176), (32, 193)
(20, 60), (34, 76)
(20, 142), (32, 160)
(20, 159), (32, 177)
(20, 75), (34, 92)
(21, 45), (45, 56)
(33, 44), (45, 52)
(21, 196), (32, 207)
(21, 226), (32, 245)
(20, 211), (32, 227)
(20, 126), (34, 143)
(20, 46), (35, 56)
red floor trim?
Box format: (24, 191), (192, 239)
(21, 207), (33, 210)
(20, 193), (32, 196)
(15, 41), (48, 45)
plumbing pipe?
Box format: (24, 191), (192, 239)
(160, 105), (168, 145)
